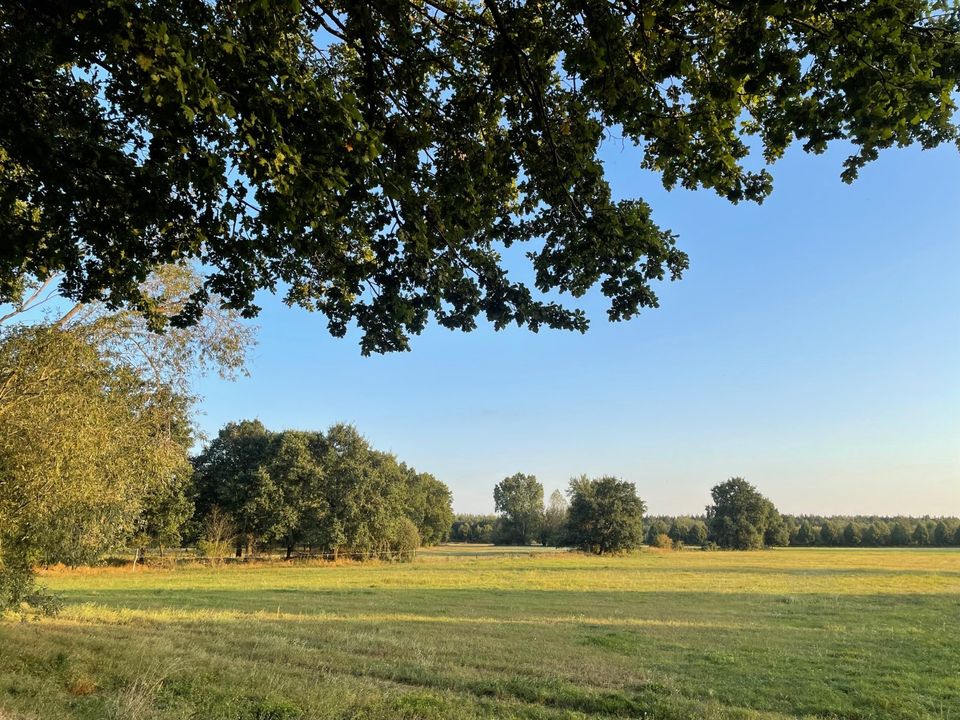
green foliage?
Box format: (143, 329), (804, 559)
(706, 477), (783, 550)
(492, 473), (544, 545)
(843, 522), (862, 546)
(539, 490), (569, 547)
(864, 520), (891, 546)
(645, 519), (669, 545)
(0, 261), (254, 608)
(819, 521), (838, 545)
(450, 515), (497, 544)
(193, 420), (283, 555)
(0, 326), (192, 609)
(196, 507), (237, 564)
(649, 533), (673, 549)
(891, 522), (911, 546)
(392, 518), (422, 562)
(564, 476), (646, 554)
(402, 469), (454, 546)
(662, 516), (709, 547)
(912, 522), (930, 546)
(652, 514), (959, 548)
(934, 521), (950, 545)
(796, 520), (817, 546)
(4, 2), (959, 352)
(764, 514), (790, 547)
(320, 425), (407, 557)
(0, 550), (61, 617)
(192, 421), (452, 559)
(685, 520), (708, 547)
(132, 461), (194, 555)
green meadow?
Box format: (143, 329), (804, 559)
(1, 546), (958, 720)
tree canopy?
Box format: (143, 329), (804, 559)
(0, 263), (253, 611)
(3, 1), (959, 352)
(564, 475), (646, 554)
(0, 326), (192, 608)
(706, 477), (786, 550)
(191, 421), (453, 558)
(493, 472), (544, 544)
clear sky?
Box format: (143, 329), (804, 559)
(195, 139), (960, 517)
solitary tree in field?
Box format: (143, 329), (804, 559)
(564, 476), (646, 555)
(3, 2), (960, 352)
(706, 478), (783, 550)
(493, 473), (544, 545)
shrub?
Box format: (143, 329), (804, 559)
(392, 518), (421, 562)
(196, 507), (235, 565)
(649, 533), (672, 549)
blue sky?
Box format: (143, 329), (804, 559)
(196, 140), (960, 517)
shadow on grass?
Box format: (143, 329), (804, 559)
(6, 587), (959, 720)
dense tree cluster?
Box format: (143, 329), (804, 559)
(4, 2), (959, 352)
(0, 264), (452, 613)
(645, 517), (709, 548)
(647, 513), (960, 549)
(485, 472), (647, 554)
(451, 515), (498, 544)
(192, 420), (453, 559)
(787, 515), (959, 548)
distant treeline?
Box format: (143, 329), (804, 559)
(451, 515), (499, 544)
(452, 475), (960, 553)
(646, 514), (960, 548)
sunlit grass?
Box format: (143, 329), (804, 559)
(2, 547), (958, 719)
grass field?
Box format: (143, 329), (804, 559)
(1, 546), (958, 720)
